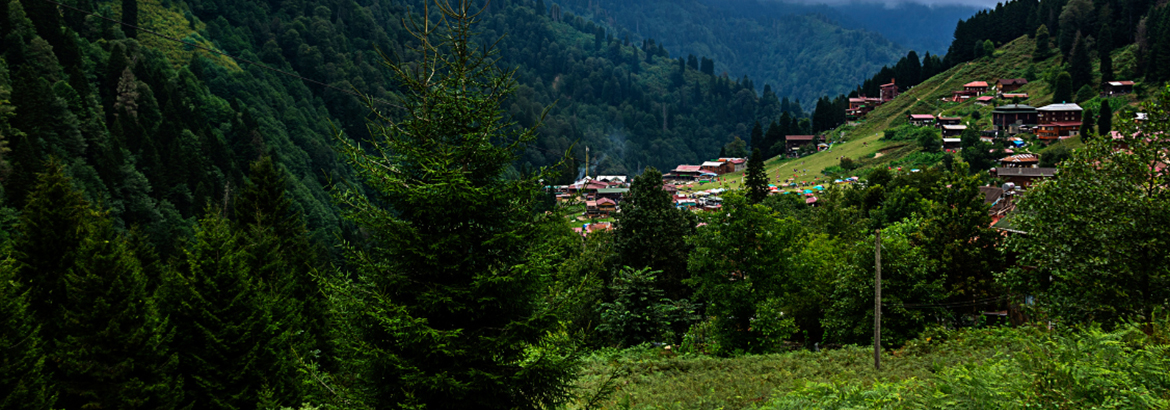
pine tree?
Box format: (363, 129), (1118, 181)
(1098, 100), (1113, 137)
(1081, 107), (1095, 138)
(749, 120), (763, 152)
(1069, 32), (1093, 90)
(55, 210), (183, 410)
(746, 148), (769, 204)
(1053, 72), (1073, 103)
(1033, 24), (1051, 61)
(163, 212), (291, 410)
(0, 258), (55, 410)
(614, 167), (696, 300)
(329, 2), (577, 408)
(1099, 24), (1114, 83)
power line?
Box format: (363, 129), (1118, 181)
(43, 0), (399, 108)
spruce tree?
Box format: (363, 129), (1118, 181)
(1069, 32), (1092, 91)
(1098, 100), (1113, 137)
(330, 2), (577, 408)
(163, 212), (293, 410)
(1053, 72), (1073, 103)
(55, 209), (182, 410)
(615, 167), (696, 300)
(1033, 24), (1051, 61)
(1081, 107), (1095, 138)
(746, 148), (769, 204)
(749, 120), (763, 152)
(0, 258), (55, 410)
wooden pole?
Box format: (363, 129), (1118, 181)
(874, 228), (881, 371)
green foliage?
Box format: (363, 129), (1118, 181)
(1053, 71), (1073, 103)
(1033, 24), (1051, 61)
(721, 136), (748, 158)
(916, 127), (942, 153)
(162, 212), (300, 409)
(1040, 143), (1072, 166)
(1075, 84), (1096, 103)
(1002, 85), (1170, 326)
(0, 258), (55, 410)
(881, 124), (922, 141)
(745, 148), (768, 203)
(329, 4), (577, 408)
(1098, 98), (1114, 136)
(615, 167), (696, 300)
(687, 194), (804, 354)
(598, 266), (697, 347)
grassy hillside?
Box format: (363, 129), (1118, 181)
(685, 34), (1149, 193)
(567, 322), (1170, 409)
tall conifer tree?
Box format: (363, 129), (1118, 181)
(0, 258), (55, 410)
(746, 148), (769, 204)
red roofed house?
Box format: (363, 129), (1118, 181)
(666, 165), (703, 181)
(997, 78), (1028, 93)
(880, 79), (899, 102)
(976, 96), (995, 105)
(1104, 81), (1135, 96)
(965, 81), (989, 94)
(998, 153), (1039, 168)
(1036, 122), (1081, 140)
(719, 157), (747, 172)
(908, 114), (935, 126)
(847, 97), (883, 120)
(701, 160), (733, 175)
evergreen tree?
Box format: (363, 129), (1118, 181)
(163, 212), (295, 409)
(763, 120), (784, 158)
(1081, 107), (1095, 138)
(0, 258), (55, 410)
(1053, 72), (1073, 103)
(749, 120), (763, 152)
(1069, 32), (1093, 90)
(121, 0), (138, 38)
(54, 208), (182, 410)
(1099, 24), (1114, 83)
(329, 3), (577, 408)
(614, 167), (696, 300)
(1098, 100), (1113, 137)
(745, 148), (769, 204)
(1034, 24), (1051, 61)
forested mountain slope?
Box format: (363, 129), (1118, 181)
(554, 0), (911, 105)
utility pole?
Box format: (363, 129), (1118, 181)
(874, 228), (881, 371)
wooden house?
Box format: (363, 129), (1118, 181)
(908, 114), (935, 126)
(997, 78), (1028, 93)
(964, 81), (989, 94)
(880, 79), (899, 102)
(992, 104), (1038, 134)
(701, 161), (733, 175)
(665, 165), (703, 181)
(1038, 103), (1082, 124)
(998, 153), (1039, 168)
(1104, 81), (1135, 96)
(941, 124), (967, 137)
(1036, 122), (1081, 140)
(993, 167), (1057, 187)
(718, 157), (747, 172)
(937, 117), (963, 127)
(785, 135), (815, 155)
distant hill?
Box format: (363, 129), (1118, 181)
(554, 0), (908, 106)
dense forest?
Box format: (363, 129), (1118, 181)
(2, 0), (1170, 407)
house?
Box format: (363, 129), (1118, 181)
(998, 153), (1039, 168)
(847, 97), (883, 120)
(992, 167), (1057, 187)
(1001, 93), (1029, 100)
(595, 175), (627, 186)
(937, 117), (962, 127)
(1038, 103), (1082, 124)
(1103, 81), (1135, 96)
(943, 138), (962, 149)
(785, 135), (816, 155)
(976, 96), (996, 105)
(997, 78), (1028, 93)
(1036, 122), (1081, 140)
(661, 184), (678, 194)
(718, 157), (747, 172)
(880, 79), (899, 102)
(665, 165), (703, 181)
(596, 187), (629, 203)
(596, 198), (617, 214)
(941, 124), (968, 137)
(908, 114), (935, 126)
(701, 161), (733, 175)
(992, 104), (1038, 134)
(964, 81), (989, 94)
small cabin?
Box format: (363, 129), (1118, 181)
(1103, 81), (1134, 96)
